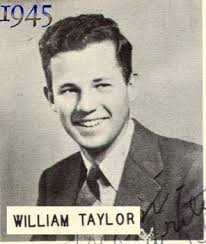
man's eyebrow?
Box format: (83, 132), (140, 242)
(59, 83), (77, 88)
(57, 83), (78, 92)
(93, 78), (109, 83)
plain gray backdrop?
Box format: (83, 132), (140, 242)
(0, 0), (202, 241)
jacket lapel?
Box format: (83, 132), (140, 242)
(53, 153), (87, 241)
(115, 120), (164, 213)
(106, 120), (164, 241)
(49, 152), (87, 206)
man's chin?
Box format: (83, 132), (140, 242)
(80, 142), (109, 151)
(78, 138), (113, 153)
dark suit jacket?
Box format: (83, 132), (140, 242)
(31, 119), (203, 241)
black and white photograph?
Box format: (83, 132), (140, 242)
(0, 0), (204, 242)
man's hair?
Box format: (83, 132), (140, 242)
(39, 14), (133, 90)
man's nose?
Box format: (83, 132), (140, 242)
(76, 90), (98, 112)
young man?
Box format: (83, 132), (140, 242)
(32, 14), (203, 241)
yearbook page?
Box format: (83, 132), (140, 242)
(0, 0), (204, 243)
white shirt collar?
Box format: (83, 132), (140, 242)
(81, 118), (134, 191)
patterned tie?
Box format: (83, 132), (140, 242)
(87, 164), (111, 201)
(87, 164), (101, 200)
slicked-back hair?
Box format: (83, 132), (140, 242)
(39, 14), (133, 90)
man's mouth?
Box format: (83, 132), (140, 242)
(74, 118), (109, 128)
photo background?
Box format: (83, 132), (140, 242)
(0, 0), (202, 241)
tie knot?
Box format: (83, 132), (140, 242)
(86, 165), (101, 201)
(87, 165), (101, 181)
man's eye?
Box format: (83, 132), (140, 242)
(96, 83), (111, 88)
(61, 88), (78, 94)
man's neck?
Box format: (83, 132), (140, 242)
(80, 117), (131, 165)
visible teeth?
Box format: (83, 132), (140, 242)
(78, 118), (106, 127)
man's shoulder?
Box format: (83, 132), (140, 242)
(42, 151), (82, 178)
(132, 119), (202, 173)
(157, 133), (202, 158)
(159, 134), (202, 177)
(132, 118), (202, 155)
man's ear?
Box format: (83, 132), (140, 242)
(43, 86), (58, 112)
(128, 73), (137, 102)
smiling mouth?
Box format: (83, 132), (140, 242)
(74, 118), (109, 128)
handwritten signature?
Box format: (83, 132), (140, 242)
(62, 185), (205, 244)
(141, 185), (206, 243)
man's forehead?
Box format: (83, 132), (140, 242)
(51, 40), (119, 76)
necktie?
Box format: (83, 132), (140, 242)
(87, 164), (110, 201)
(76, 165), (111, 242)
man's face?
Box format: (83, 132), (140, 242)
(48, 41), (133, 150)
